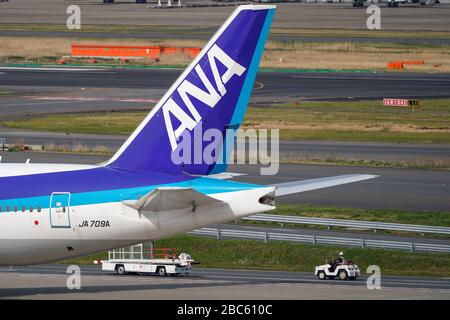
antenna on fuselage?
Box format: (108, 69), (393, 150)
(25, 158), (30, 164)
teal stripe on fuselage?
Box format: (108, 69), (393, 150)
(0, 177), (264, 210)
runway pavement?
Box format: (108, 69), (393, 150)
(0, 264), (449, 299)
(1, 1), (450, 31)
(2, 128), (450, 163)
(1, 151), (449, 211)
(1, 68), (450, 119)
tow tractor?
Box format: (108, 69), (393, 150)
(96, 242), (196, 277)
(315, 260), (360, 280)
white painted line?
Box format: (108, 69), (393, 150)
(292, 75), (450, 82)
(0, 100), (85, 108)
(26, 96), (158, 103)
(202, 274), (336, 283)
(203, 274), (450, 289)
(254, 81), (264, 90)
(372, 181), (448, 187)
(0, 66), (109, 72)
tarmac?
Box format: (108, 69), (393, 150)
(0, 264), (449, 299)
(1, 1), (450, 31)
(1, 68), (450, 120)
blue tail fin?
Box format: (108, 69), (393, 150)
(105, 5), (276, 175)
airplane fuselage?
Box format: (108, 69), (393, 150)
(0, 164), (274, 265)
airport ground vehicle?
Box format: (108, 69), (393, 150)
(98, 243), (195, 276)
(315, 262), (360, 280)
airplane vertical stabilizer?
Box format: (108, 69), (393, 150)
(105, 5), (276, 175)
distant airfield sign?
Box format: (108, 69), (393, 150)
(383, 98), (420, 110)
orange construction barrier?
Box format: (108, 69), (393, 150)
(387, 60), (425, 70)
(71, 44), (201, 59)
(183, 47), (201, 57)
(161, 47), (181, 55)
(387, 61), (404, 70)
(402, 60), (425, 65)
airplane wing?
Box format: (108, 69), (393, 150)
(124, 187), (223, 212)
(271, 174), (378, 197)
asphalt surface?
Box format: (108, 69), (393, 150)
(3, 264), (450, 290)
(232, 162), (450, 211)
(1, 1), (450, 31)
(2, 128), (450, 163)
(1, 68), (450, 119)
(0, 264), (449, 299)
(1, 151), (449, 211)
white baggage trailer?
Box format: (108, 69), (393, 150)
(98, 243), (195, 277)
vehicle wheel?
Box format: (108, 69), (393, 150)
(157, 266), (167, 277)
(317, 271), (326, 280)
(338, 270), (348, 280)
(116, 265), (126, 276)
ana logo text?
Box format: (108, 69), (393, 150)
(163, 44), (246, 151)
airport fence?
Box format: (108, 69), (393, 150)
(188, 227), (450, 254)
(242, 214), (450, 235)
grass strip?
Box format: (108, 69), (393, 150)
(61, 235), (450, 277)
(269, 204), (450, 227)
(3, 99), (449, 144)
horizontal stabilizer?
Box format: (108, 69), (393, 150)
(124, 187), (223, 212)
(207, 172), (247, 180)
(272, 174), (378, 197)
(188, 172), (247, 180)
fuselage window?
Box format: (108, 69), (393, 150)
(0, 205), (2, 212)
(14, 205), (18, 212)
(30, 206), (33, 212)
(21, 205), (26, 212)
(6, 205), (10, 212)
(37, 206), (42, 213)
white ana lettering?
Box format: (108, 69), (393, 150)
(164, 44), (246, 151)
(163, 98), (198, 151)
